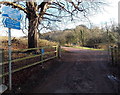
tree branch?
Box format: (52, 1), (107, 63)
(44, 12), (70, 18)
(52, 2), (73, 15)
(0, 1), (27, 13)
(43, 17), (61, 22)
(67, 0), (83, 12)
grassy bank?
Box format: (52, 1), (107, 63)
(73, 46), (105, 51)
(64, 45), (105, 51)
(0, 36), (57, 50)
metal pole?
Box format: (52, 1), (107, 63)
(8, 28), (12, 90)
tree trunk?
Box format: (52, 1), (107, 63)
(28, 17), (39, 48)
(26, 1), (48, 48)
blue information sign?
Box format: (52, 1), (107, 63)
(2, 18), (21, 30)
(2, 6), (22, 30)
(41, 49), (44, 54)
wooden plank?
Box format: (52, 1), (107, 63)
(0, 56), (57, 78)
(1, 51), (56, 65)
(0, 45), (58, 78)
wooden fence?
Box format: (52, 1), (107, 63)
(109, 46), (119, 65)
(0, 45), (61, 78)
(0, 45), (61, 90)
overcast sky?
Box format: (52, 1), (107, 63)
(91, 0), (119, 26)
(0, 0), (119, 37)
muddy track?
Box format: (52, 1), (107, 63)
(19, 47), (119, 93)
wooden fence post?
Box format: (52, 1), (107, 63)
(114, 46), (118, 64)
(108, 46), (111, 62)
(118, 42), (120, 64)
(56, 44), (61, 58)
(0, 49), (7, 93)
(0, 49), (3, 85)
(55, 46), (58, 57)
(111, 46), (114, 65)
(58, 44), (61, 58)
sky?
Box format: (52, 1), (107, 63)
(65, 0), (119, 29)
(90, 0), (119, 26)
(0, 0), (119, 37)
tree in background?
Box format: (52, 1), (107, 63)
(111, 24), (120, 41)
(65, 32), (75, 45)
(73, 25), (89, 46)
(0, 0), (104, 48)
(42, 24), (120, 49)
(80, 30), (84, 46)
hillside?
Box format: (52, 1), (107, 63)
(0, 36), (57, 50)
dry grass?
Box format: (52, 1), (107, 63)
(0, 36), (57, 50)
(38, 39), (57, 47)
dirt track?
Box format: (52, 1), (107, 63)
(23, 47), (118, 93)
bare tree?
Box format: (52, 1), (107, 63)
(0, 0), (105, 48)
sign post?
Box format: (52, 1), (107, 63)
(2, 6), (22, 91)
(8, 28), (12, 90)
(0, 50), (3, 85)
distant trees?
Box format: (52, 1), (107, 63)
(111, 24), (120, 39)
(65, 32), (75, 45)
(42, 24), (120, 48)
(73, 25), (91, 46)
(104, 22), (120, 45)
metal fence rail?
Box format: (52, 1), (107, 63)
(0, 45), (60, 78)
